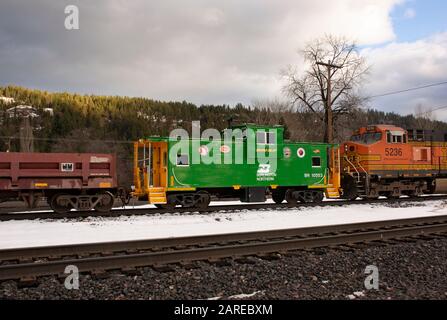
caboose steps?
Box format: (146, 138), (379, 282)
(325, 187), (340, 198)
(147, 187), (167, 204)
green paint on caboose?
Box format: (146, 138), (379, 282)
(133, 123), (340, 207)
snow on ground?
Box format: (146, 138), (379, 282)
(0, 200), (446, 249)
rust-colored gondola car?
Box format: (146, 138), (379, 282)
(0, 152), (118, 213)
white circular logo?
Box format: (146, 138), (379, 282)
(297, 147), (305, 158)
(220, 145), (231, 153)
(198, 146), (209, 156)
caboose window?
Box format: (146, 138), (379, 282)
(176, 154), (189, 166)
(256, 131), (276, 145)
(256, 131), (266, 144)
(267, 132), (276, 145)
(312, 157), (321, 167)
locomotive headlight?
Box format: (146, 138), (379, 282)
(344, 144), (348, 152)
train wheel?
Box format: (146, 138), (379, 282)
(312, 191), (324, 203)
(272, 190), (285, 204)
(285, 189), (298, 206)
(49, 194), (72, 214)
(157, 195), (176, 210)
(408, 186), (422, 198)
(194, 191), (211, 209)
(341, 175), (358, 201)
(94, 192), (114, 213)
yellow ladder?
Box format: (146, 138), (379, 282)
(325, 187), (340, 198)
(148, 187), (167, 204)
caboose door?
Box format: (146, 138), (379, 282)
(150, 142), (168, 188)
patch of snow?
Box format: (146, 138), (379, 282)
(0, 96), (15, 104)
(43, 108), (54, 116)
(6, 105), (39, 118)
(228, 291), (264, 299)
(0, 200), (446, 249)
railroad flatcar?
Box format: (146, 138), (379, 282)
(133, 123), (341, 209)
(0, 152), (118, 213)
(341, 125), (447, 200)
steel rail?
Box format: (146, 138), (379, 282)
(1, 215), (447, 281)
(1, 214), (446, 262)
(1, 195), (447, 222)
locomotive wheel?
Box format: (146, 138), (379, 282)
(341, 175), (358, 201)
(285, 189), (298, 206)
(408, 186), (422, 198)
(271, 190), (285, 204)
(194, 191), (211, 209)
(94, 192), (114, 213)
(49, 194), (72, 214)
(384, 192), (399, 199)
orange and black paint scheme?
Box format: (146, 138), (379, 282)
(341, 125), (447, 200)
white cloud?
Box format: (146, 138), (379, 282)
(363, 32), (447, 119)
(404, 8), (416, 19)
(0, 0), (403, 106)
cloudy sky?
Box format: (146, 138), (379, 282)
(0, 0), (446, 118)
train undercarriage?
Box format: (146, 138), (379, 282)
(149, 187), (326, 210)
(1, 189), (126, 214)
(341, 173), (435, 200)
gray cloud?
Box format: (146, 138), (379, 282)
(5, 0), (446, 121)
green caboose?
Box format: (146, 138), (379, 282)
(133, 123), (340, 208)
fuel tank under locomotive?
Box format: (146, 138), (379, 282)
(340, 173), (443, 200)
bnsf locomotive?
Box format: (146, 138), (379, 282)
(341, 125), (447, 200)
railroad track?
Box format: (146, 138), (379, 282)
(1, 195), (447, 222)
(1, 215), (447, 282)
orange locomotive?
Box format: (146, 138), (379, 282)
(340, 125), (447, 200)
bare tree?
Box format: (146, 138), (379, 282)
(283, 35), (369, 143)
(20, 117), (34, 152)
(251, 98), (293, 125)
(414, 104), (436, 130)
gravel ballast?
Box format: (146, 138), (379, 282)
(1, 236), (447, 300)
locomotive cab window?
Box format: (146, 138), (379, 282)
(312, 156), (321, 167)
(351, 133), (381, 144)
(176, 154), (189, 166)
(387, 131), (405, 144)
